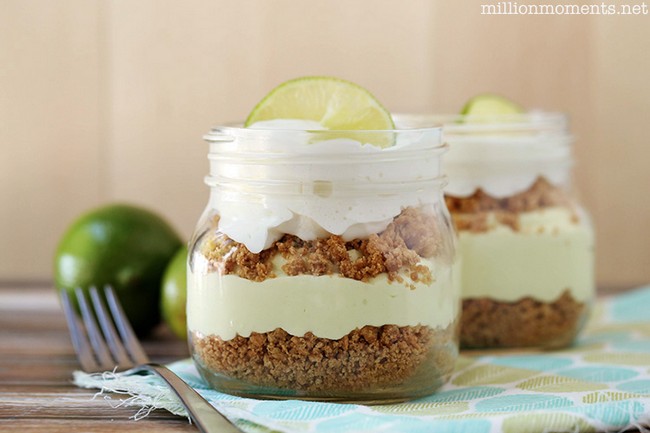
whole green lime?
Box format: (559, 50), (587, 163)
(161, 246), (188, 339)
(54, 203), (182, 335)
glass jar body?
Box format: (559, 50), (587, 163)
(187, 126), (460, 402)
(441, 113), (595, 349)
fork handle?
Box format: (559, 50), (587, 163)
(140, 363), (243, 433)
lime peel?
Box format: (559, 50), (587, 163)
(244, 76), (395, 147)
(460, 94), (524, 122)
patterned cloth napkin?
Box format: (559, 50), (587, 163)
(74, 286), (650, 433)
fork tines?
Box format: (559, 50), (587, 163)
(59, 286), (149, 372)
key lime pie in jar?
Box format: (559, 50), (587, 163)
(187, 77), (460, 402)
(438, 95), (595, 349)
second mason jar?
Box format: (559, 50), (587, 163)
(440, 112), (595, 349)
(188, 124), (459, 402)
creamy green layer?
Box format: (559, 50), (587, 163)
(187, 258), (459, 341)
(458, 207), (594, 302)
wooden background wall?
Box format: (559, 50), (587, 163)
(1, 0), (649, 290)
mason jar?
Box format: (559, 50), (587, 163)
(437, 112), (595, 349)
(187, 123), (459, 402)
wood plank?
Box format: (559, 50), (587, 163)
(0, 355), (187, 384)
(0, 327), (188, 357)
(0, 333), (76, 356)
(590, 15), (650, 288)
(0, 418), (196, 433)
(0, 392), (184, 420)
(0, 0), (106, 281)
(0, 385), (188, 423)
(0, 312), (68, 332)
(0, 357), (78, 384)
(0, 384), (96, 393)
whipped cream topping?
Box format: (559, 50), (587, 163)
(444, 137), (572, 198)
(205, 119), (444, 253)
(433, 112), (573, 198)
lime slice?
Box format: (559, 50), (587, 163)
(460, 94), (524, 119)
(245, 76), (395, 147)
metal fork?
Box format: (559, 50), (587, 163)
(59, 285), (242, 433)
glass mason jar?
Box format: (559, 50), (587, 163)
(434, 112), (595, 349)
(187, 123), (459, 402)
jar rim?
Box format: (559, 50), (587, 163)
(394, 111), (568, 134)
(203, 120), (444, 143)
(202, 117), (448, 191)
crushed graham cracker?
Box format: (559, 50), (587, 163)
(192, 323), (457, 395)
(200, 206), (441, 283)
(460, 290), (587, 349)
(445, 177), (577, 233)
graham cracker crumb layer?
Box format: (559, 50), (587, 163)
(460, 290), (587, 348)
(200, 206), (442, 283)
(445, 177), (577, 233)
(192, 324), (457, 393)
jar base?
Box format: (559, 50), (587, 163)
(193, 357), (454, 404)
(189, 322), (459, 403)
(460, 292), (590, 349)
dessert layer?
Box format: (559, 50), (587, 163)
(461, 291), (586, 348)
(192, 323), (457, 393)
(187, 258), (459, 341)
(445, 177), (572, 220)
(209, 120), (444, 253)
(442, 113), (572, 198)
(456, 206), (594, 303)
(200, 206), (448, 282)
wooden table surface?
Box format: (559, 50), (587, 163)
(0, 284), (197, 432)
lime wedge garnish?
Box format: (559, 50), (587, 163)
(460, 94), (524, 120)
(244, 76), (395, 147)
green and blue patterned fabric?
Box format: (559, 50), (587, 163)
(75, 286), (650, 432)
